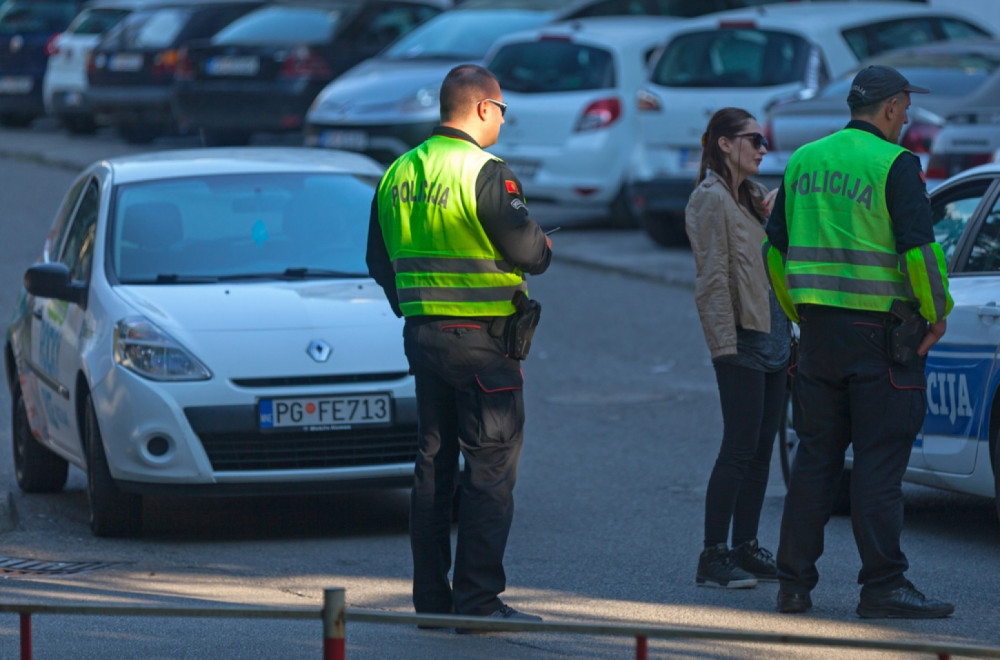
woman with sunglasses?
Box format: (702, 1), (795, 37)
(685, 107), (790, 589)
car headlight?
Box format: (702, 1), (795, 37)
(397, 85), (438, 113)
(113, 317), (211, 381)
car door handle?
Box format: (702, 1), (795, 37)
(977, 304), (1000, 318)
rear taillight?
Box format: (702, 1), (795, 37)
(762, 117), (776, 152)
(900, 121), (940, 155)
(637, 88), (660, 112)
(926, 152), (996, 181)
(574, 98), (620, 132)
(174, 47), (193, 81)
(152, 49), (179, 77)
(280, 46), (332, 79)
(44, 33), (61, 57)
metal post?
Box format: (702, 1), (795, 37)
(323, 588), (346, 660)
(20, 613), (32, 660)
(636, 635), (647, 660)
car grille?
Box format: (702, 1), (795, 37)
(196, 425), (418, 472)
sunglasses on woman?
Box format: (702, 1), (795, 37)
(735, 132), (769, 150)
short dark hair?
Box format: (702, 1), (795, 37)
(439, 64), (499, 122)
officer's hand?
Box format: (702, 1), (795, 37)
(917, 319), (947, 356)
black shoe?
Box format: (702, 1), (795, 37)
(696, 543), (757, 589)
(777, 590), (812, 614)
(731, 539), (777, 582)
(455, 603), (542, 634)
(856, 581), (954, 619)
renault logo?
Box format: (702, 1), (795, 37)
(306, 340), (332, 362)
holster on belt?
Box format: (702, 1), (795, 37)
(501, 290), (542, 360)
(886, 299), (927, 366)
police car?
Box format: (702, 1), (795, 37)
(780, 163), (1000, 520)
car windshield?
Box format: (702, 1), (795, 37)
(211, 5), (346, 45)
(0, 0), (77, 34)
(382, 10), (551, 60)
(490, 40), (615, 93)
(111, 172), (378, 284)
(650, 28), (812, 87)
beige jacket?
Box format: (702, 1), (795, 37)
(685, 169), (771, 359)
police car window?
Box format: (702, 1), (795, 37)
(59, 179), (100, 283)
(931, 179), (990, 268)
(961, 194), (1000, 273)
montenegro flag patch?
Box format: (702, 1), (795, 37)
(505, 180), (519, 195)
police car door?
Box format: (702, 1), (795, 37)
(28, 177), (100, 460)
(922, 173), (1000, 475)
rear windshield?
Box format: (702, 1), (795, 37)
(99, 8), (193, 48)
(842, 17), (990, 62)
(212, 5), (346, 45)
(650, 28), (813, 88)
(383, 10), (550, 60)
(819, 51), (1000, 100)
(0, 0), (77, 34)
(68, 7), (129, 36)
(490, 40), (615, 93)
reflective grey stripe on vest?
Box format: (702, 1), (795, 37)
(788, 246), (899, 269)
(393, 256), (517, 274)
(397, 282), (527, 304)
(787, 274), (906, 297)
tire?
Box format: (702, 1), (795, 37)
(117, 123), (159, 145)
(608, 188), (640, 229)
(639, 211), (689, 247)
(61, 114), (98, 135)
(12, 384), (68, 493)
(84, 394), (142, 537)
(0, 112), (34, 128)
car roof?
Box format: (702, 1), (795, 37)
(490, 15), (685, 50)
(101, 147), (385, 185)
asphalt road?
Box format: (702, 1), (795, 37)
(0, 121), (998, 660)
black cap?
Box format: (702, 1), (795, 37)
(846, 65), (930, 107)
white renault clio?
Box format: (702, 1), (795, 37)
(5, 147), (417, 537)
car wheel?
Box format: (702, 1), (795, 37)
(609, 188), (640, 229)
(61, 115), (98, 135)
(84, 394), (142, 537)
(778, 386), (796, 487)
(117, 123), (159, 145)
(12, 383), (68, 493)
(639, 211), (689, 247)
(0, 112), (35, 128)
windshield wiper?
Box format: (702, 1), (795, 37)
(208, 268), (367, 282)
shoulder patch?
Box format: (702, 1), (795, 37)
(505, 180), (520, 195)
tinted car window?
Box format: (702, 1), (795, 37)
(0, 0), (77, 34)
(59, 179), (99, 282)
(650, 29), (812, 87)
(383, 10), (550, 60)
(842, 17), (990, 61)
(211, 5), (347, 45)
(816, 51), (999, 100)
(100, 7), (190, 48)
(111, 172), (378, 282)
(491, 41), (615, 93)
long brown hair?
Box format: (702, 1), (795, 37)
(696, 107), (766, 222)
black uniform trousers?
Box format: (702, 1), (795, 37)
(403, 316), (525, 616)
(776, 304), (927, 597)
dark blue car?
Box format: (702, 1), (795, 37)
(0, 0), (82, 126)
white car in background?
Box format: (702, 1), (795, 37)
(4, 147), (418, 537)
(42, 0), (136, 134)
(483, 16), (686, 227)
(628, 0), (993, 246)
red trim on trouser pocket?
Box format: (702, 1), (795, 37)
(889, 368), (926, 390)
(475, 374), (521, 393)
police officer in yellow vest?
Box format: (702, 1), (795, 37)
(367, 64), (551, 630)
(764, 65), (954, 618)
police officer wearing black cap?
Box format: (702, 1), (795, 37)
(763, 65), (955, 618)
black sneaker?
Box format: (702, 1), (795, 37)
(731, 539), (778, 582)
(455, 603), (543, 634)
(857, 581), (954, 619)
(696, 543), (757, 589)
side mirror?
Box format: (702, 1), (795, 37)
(24, 263), (87, 307)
